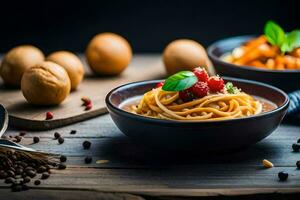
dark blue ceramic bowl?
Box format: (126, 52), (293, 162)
(207, 35), (300, 92)
(106, 77), (289, 151)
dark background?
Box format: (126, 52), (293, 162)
(0, 0), (299, 54)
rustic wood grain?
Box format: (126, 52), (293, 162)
(4, 115), (300, 168)
(0, 54), (165, 130)
(0, 190), (145, 200)
(1, 55), (300, 199)
(2, 113), (300, 199)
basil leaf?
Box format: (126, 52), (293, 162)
(225, 82), (239, 94)
(162, 71), (197, 91)
(283, 30), (300, 52)
(280, 42), (291, 53)
(264, 20), (286, 46)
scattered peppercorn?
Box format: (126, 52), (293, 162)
(26, 170), (36, 178)
(5, 177), (15, 184)
(15, 135), (22, 143)
(33, 136), (40, 144)
(7, 170), (15, 177)
(81, 96), (91, 106)
(46, 111), (54, 120)
(15, 167), (23, 175)
(54, 132), (61, 139)
(70, 130), (77, 134)
(85, 103), (92, 110)
(83, 141), (91, 149)
(296, 161), (300, 169)
(60, 155), (67, 162)
(41, 172), (50, 179)
(278, 171), (288, 181)
(22, 176), (31, 183)
(85, 156), (92, 164)
(0, 148), (64, 192)
(58, 137), (64, 144)
(58, 163), (66, 170)
(292, 143), (300, 152)
(0, 170), (8, 179)
(34, 180), (41, 185)
(19, 132), (26, 136)
(37, 166), (47, 173)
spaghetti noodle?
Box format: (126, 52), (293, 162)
(130, 88), (262, 121)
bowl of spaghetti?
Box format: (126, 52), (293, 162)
(106, 68), (289, 151)
(207, 21), (300, 92)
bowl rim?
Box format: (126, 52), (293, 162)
(105, 77), (290, 124)
(207, 34), (300, 74)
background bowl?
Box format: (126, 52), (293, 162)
(106, 78), (289, 151)
(207, 35), (300, 92)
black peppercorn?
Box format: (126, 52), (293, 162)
(33, 136), (40, 144)
(41, 172), (50, 179)
(26, 170), (36, 178)
(37, 166), (47, 173)
(7, 170), (15, 177)
(278, 171), (288, 181)
(22, 176), (31, 183)
(54, 132), (61, 139)
(15, 135), (22, 143)
(15, 168), (23, 175)
(60, 155), (67, 162)
(70, 130), (77, 134)
(34, 180), (41, 185)
(0, 170), (8, 179)
(58, 163), (66, 170)
(84, 156), (92, 164)
(5, 177), (15, 184)
(58, 137), (64, 144)
(292, 143), (300, 152)
(19, 132), (26, 136)
(83, 141), (91, 149)
(296, 160), (300, 169)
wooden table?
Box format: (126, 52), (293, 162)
(0, 54), (300, 199)
(0, 114), (300, 199)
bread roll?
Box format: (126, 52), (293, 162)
(85, 32), (132, 75)
(21, 61), (71, 105)
(163, 39), (214, 75)
(0, 45), (45, 86)
(47, 51), (84, 90)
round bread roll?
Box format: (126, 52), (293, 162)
(21, 61), (71, 105)
(47, 51), (84, 90)
(85, 32), (132, 75)
(0, 45), (45, 86)
(163, 39), (213, 75)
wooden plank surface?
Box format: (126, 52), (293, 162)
(1, 114), (300, 199)
(1, 54), (300, 199)
(0, 54), (165, 130)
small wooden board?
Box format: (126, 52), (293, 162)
(0, 54), (165, 130)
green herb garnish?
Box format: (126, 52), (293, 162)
(264, 20), (300, 53)
(162, 71), (197, 91)
(225, 82), (239, 94)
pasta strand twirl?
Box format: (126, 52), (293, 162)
(130, 88), (262, 121)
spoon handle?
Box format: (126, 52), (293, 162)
(0, 104), (8, 138)
(0, 138), (36, 152)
